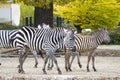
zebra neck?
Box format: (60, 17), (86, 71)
(95, 35), (103, 45)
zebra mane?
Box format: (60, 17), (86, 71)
(91, 28), (108, 45)
(91, 28), (105, 36)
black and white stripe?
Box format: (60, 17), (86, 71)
(16, 26), (76, 74)
(0, 29), (41, 67)
(66, 28), (110, 72)
(0, 30), (18, 65)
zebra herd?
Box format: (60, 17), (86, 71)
(0, 24), (76, 74)
(0, 24), (110, 74)
(42, 28), (110, 72)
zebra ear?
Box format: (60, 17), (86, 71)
(38, 24), (42, 29)
(74, 30), (77, 34)
(42, 23), (46, 27)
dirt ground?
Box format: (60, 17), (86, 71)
(0, 56), (120, 80)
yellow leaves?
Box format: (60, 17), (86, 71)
(54, 0), (120, 29)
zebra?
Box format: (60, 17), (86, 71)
(15, 26), (76, 74)
(65, 28), (110, 72)
(47, 28), (110, 72)
(0, 23), (50, 67)
(0, 30), (18, 65)
(0, 29), (38, 67)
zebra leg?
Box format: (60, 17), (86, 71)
(65, 49), (72, 72)
(0, 53), (1, 65)
(68, 54), (72, 71)
(18, 46), (30, 74)
(69, 52), (76, 69)
(76, 52), (82, 68)
(47, 58), (51, 70)
(32, 51), (38, 68)
(92, 55), (97, 72)
(51, 54), (62, 74)
(65, 53), (69, 71)
(18, 53), (25, 74)
(50, 59), (54, 69)
(47, 58), (54, 70)
(17, 51), (28, 68)
(42, 54), (49, 74)
(87, 53), (92, 72)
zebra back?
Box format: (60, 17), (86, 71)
(16, 26), (76, 52)
(75, 28), (110, 52)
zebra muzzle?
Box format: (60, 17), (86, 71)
(71, 46), (76, 52)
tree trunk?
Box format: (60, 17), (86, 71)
(34, 2), (53, 28)
(74, 25), (82, 33)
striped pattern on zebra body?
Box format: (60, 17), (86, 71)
(16, 26), (76, 74)
(65, 28), (110, 72)
(0, 24), (50, 67)
(0, 29), (40, 67)
(0, 30), (17, 48)
(0, 30), (18, 65)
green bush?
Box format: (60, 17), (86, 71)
(0, 24), (21, 30)
(110, 27), (120, 45)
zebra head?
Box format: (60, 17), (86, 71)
(92, 28), (110, 44)
(63, 29), (76, 52)
(102, 28), (110, 44)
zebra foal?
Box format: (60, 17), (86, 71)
(65, 28), (110, 72)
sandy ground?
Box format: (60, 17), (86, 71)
(0, 56), (120, 80)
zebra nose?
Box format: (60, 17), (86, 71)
(71, 46), (76, 52)
(107, 41), (111, 45)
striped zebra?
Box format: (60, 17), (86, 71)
(0, 29), (39, 67)
(0, 30), (18, 65)
(65, 28), (110, 72)
(16, 26), (76, 74)
(0, 24), (48, 67)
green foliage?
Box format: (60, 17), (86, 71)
(19, 2), (34, 26)
(0, 24), (20, 30)
(54, 0), (120, 30)
(110, 27), (120, 44)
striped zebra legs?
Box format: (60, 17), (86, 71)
(42, 50), (62, 74)
(18, 45), (30, 73)
(0, 53), (1, 65)
(65, 47), (72, 71)
(87, 50), (96, 72)
(31, 51), (38, 68)
(69, 52), (82, 69)
(47, 57), (54, 70)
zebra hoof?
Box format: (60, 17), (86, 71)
(94, 69), (97, 72)
(58, 71), (62, 74)
(69, 69), (72, 72)
(43, 69), (47, 74)
(79, 64), (82, 68)
(34, 63), (38, 68)
(87, 69), (90, 72)
(18, 69), (25, 74)
(34, 65), (37, 68)
(93, 67), (97, 72)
